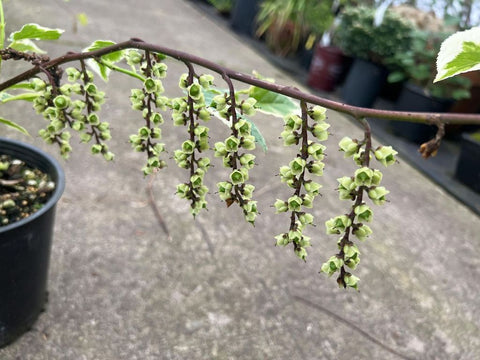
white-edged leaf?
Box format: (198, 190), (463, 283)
(1, 92), (40, 103)
(9, 23), (64, 41)
(83, 40), (124, 81)
(249, 86), (300, 117)
(8, 39), (46, 54)
(0, 117), (30, 136)
(435, 27), (480, 82)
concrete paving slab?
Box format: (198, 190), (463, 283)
(1, 1), (479, 359)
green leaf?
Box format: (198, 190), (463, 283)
(9, 39), (46, 54)
(9, 23), (63, 41)
(0, 117), (30, 136)
(248, 86), (300, 118)
(435, 27), (480, 82)
(0, 92), (40, 103)
(84, 40), (125, 81)
(84, 40), (123, 63)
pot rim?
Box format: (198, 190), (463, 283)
(0, 138), (65, 234)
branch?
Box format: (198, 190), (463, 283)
(1, 38), (480, 126)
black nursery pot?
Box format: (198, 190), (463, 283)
(390, 83), (453, 143)
(455, 133), (480, 193)
(230, 0), (260, 36)
(0, 138), (65, 348)
(341, 58), (388, 108)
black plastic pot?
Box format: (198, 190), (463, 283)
(341, 58), (388, 108)
(230, 0), (260, 36)
(0, 138), (65, 348)
(455, 133), (480, 193)
(390, 83), (454, 144)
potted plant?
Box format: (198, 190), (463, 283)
(206, 0), (233, 16)
(334, 6), (415, 107)
(387, 30), (472, 143)
(255, 0), (334, 58)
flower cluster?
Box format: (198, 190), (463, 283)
(321, 135), (397, 289)
(213, 93), (258, 224)
(173, 72), (214, 217)
(274, 105), (329, 261)
(128, 50), (168, 175)
(34, 67), (112, 160)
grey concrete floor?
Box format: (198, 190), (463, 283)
(1, 1), (480, 359)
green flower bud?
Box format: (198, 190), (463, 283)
(198, 108), (211, 122)
(337, 176), (356, 200)
(138, 126), (150, 140)
(197, 157), (211, 170)
(311, 122), (330, 141)
(214, 142), (227, 157)
(325, 215), (352, 234)
(241, 135), (256, 150)
(338, 137), (359, 157)
(88, 113), (100, 125)
(304, 181), (322, 196)
(307, 142), (326, 160)
(375, 146), (398, 167)
(302, 193), (314, 208)
(241, 98), (256, 116)
(321, 256), (344, 276)
(273, 199), (288, 213)
(80, 133), (92, 143)
(188, 83), (203, 102)
(354, 167), (374, 187)
(308, 160), (324, 176)
(287, 195), (302, 212)
(281, 130), (298, 146)
(230, 169), (247, 185)
(225, 136), (240, 152)
(178, 73), (189, 89)
(171, 97), (188, 113)
(242, 184), (255, 199)
(155, 95), (169, 110)
(153, 63), (168, 78)
(85, 83), (98, 96)
(284, 114), (302, 131)
(72, 121), (85, 131)
(53, 95), (70, 109)
(126, 50), (143, 65)
(181, 140), (196, 154)
(354, 204), (373, 223)
(295, 247), (308, 261)
(150, 112), (164, 125)
(199, 74), (214, 88)
(309, 105), (327, 122)
(103, 151), (115, 161)
(239, 153), (256, 169)
(368, 186), (389, 205)
(176, 183), (190, 199)
(91, 144), (102, 154)
(190, 174), (203, 188)
(30, 78), (46, 91)
(194, 125), (209, 138)
(343, 244), (360, 260)
(198, 139), (209, 151)
(275, 233), (289, 246)
(151, 128), (161, 139)
(344, 273), (360, 290)
(212, 95), (227, 111)
(353, 224), (372, 241)
(172, 113), (186, 126)
(372, 169), (383, 186)
(234, 119), (252, 136)
(289, 157), (306, 176)
(298, 213), (314, 226)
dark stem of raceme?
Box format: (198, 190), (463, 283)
(2, 38), (480, 126)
